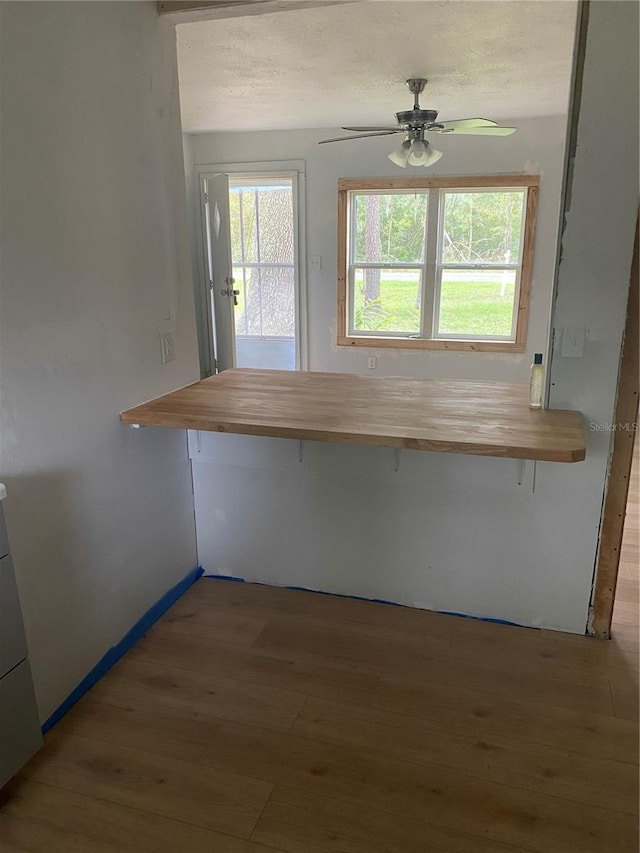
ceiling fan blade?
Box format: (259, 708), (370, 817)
(434, 118), (498, 130)
(342, 126), (402, 132)
(319, 131), (401, 144)
(436, 126), (517, 136)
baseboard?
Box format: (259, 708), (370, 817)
(201, 574), (524, 628)
(41, 565), (204, 734)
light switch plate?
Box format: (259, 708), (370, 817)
(309, 255), (322, 271)
(561, 326), (585, 358)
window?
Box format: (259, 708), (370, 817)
(337, 176), (538, 351)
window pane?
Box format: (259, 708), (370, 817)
(441, 191), (525, 264)
(256, 185), (294, 264)
(353, 193), (427, 264)
(230, 183), (294, 264)
(229, 190), (244, 264)
(233, 266), (248, 335)
(437, 269), (516, 337)
(234, 265), (295, 338)
(230, 188), (256, 263)
(353, 268), (421, 334)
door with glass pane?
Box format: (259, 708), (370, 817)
(205, 173), (235, 372)
(206, 173), (299, 372)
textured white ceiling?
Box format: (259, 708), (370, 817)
(177, 0), (578, 133)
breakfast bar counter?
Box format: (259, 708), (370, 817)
(120, 368), (586, 463)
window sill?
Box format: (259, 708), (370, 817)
(337, 336), (526, 353)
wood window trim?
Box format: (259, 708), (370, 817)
(337, 175), (539, 352)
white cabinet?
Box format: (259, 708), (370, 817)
(0, 659), (41, 786)
(0, 506), (9, 560)
(0, 487), (42, 787)
(0, 556), (28, 678)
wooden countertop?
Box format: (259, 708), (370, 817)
(120, 368), (586, 463)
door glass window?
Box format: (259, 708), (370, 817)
(229, 178), (297, 369)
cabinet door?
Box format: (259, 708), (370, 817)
(0, 659), (42, 787)
(0, 508), (8, 560)
(0, 555), (28, 678)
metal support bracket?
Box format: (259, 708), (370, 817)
(516, 459), (538, 493)
(393, 448), (401, 472)
(298, 440), (304, 463)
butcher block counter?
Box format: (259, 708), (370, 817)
(120, 369), (586, 463)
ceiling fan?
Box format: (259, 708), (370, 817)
(319, 79), (516, 168)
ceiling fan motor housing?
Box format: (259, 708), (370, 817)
(395, 108), (439, 128)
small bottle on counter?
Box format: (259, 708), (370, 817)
(529, 353), (544, 409)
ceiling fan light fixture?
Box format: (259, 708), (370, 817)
(407, 138), (428, 166)
(423, 142), (444, 167)
(387, 139), (411, 168)
(394, 139), (443, 169)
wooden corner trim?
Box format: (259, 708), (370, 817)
(592, 217), (639, 638)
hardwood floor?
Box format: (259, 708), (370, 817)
(609, 440), (640, 733)
(2, 473), (638, 852)
(613, 440), (639, 641)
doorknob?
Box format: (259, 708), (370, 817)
(220, 282), (240, 306)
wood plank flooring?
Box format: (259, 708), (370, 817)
(1, 459), (638, 851)
(613, 440), (640, 650)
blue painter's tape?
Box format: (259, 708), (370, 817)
(41, 565), (204, 734)
(284, 584), (399, 607)
(201, 575), (524, 628)
(438, 610), (523, 627)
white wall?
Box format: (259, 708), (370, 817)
(0, 2), (201, 721)
(547, 0), (639, 626)
(191, 431), (601, 632)
(188, 116), (568, 382)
